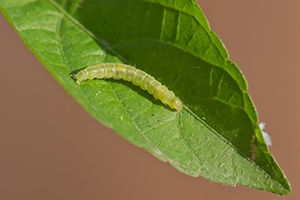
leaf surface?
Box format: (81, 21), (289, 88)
(0, 0), (290, 194)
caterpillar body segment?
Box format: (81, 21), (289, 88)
(72, 63), (183, 111)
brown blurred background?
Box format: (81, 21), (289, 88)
(0, 1), (299, 199)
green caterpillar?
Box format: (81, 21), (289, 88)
(71, 63), (183, 111)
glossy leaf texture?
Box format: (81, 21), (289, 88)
(0, 0), (290, 195)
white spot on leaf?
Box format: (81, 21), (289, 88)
(259, 122), (272, 147)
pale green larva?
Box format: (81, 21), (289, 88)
(71, 63), (183, 111)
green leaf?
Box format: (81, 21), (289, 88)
(0, 0), (290, 195)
